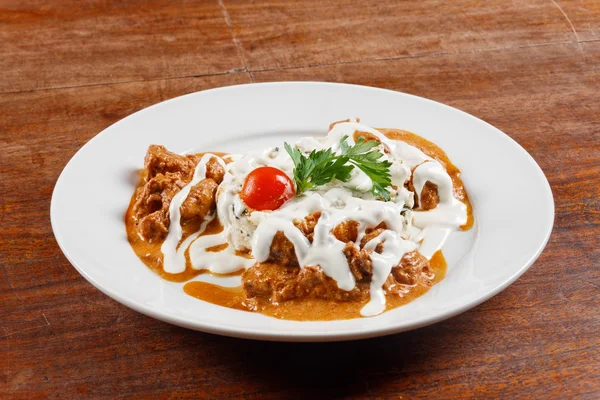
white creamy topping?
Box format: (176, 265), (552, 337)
(160, 121), (468, 316)
(162, 154), (216, 274)
(252, 188), (412, 293)
(188, 231), (254, 274)
(326, 121), (432, 168)
(362, 231), (417, 316)
(161, 154), (250, 274)
(411, 161), (467, 258)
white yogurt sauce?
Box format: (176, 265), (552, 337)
(362, 231), (417, 316)
(161, 154), (251, 274)
(160, 121), (468, 316)
(252, 187), (413, 292)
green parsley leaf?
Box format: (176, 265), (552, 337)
(284, 135), (393, 200)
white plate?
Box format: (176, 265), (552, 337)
(51, 82), (554, 342)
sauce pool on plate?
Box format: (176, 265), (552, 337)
(125, 120), (473, 320)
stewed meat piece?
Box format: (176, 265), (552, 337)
(405, 163), (440, 211)
(266, 231), (300, 267)
(418, 181), (440, 211)
(294, 211), (321, 242)
(134, 145), (224, 241)
(144, 144), (199, 182)
(205, 156), (225, 184)
(180, 178), (219, 225)
(343, 243), (373, 282)
(390, 250), (431, 286)
(247, 214), (433, 303)
(132, 172), (188, 242)
(242, 263), (367, 303)
(331, 220), (359, 243)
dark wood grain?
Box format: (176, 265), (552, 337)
(224, 0), (599, 70)
(1, 1), (599, 399)
(0, 0), (243, 93)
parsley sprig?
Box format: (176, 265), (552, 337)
(284, 135), (393, 200)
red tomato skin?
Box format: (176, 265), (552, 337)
(240, 167), (295, 211)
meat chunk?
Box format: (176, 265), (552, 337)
(267, 214), (358, 266)
(243, 263), (367, 303)
(138, 212), (169, 242)
(360, 227), (386, 249)
(260, 211), (434, 302)
(180, 178), (219, 225)
(265, 212), (322, 265)
(267, 215), (383, 271)
(245, 249), (432, 305)
(357, 229), (432, 287)
(267, 232), (299, 267)
(405, 165), (440, 210)
(345, 224), (390, 282)
(132, 172), (188, 242)
(419, 181), (439, 211)
(281, 266), (365, 302)
(242, 263), (299, 300)
(144, 145), (199, 182)
(134, 147), (224, 241)
(247, 226), (433, 305)
(390, 250), (431, 287)
(205, 156), (225, 184)
(343, 243), (373, 282)
(331, 220), (358, 243)
(294, 212), (321, 242)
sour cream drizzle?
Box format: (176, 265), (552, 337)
(362, 231), (417, 316)
(188, 231), (254, 274)
(161, 154), (251, 274)
(161, 121), (468, 317)
(252, 188), (412, 297)
(250, 121), (467, 316)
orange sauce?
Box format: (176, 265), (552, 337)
(125, 153), (226, 283)
(205, 243), (229, 252)
(183, 250), (447, 321)
(126, 133), (471, 320)
(378, 129), (474, 230)
(125, 193), (204, 283)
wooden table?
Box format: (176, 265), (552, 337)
(2, 1), (599, 398)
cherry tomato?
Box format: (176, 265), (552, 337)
(240, 166), (295, 211)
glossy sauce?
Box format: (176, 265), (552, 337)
(124, 153), (226, 283)
(183, 250), (447, 321)
(244, 122), (471, 314)
(379, 128), (474, 230)
(126, 190), (204, 282)
(125, 131), (471, 320)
